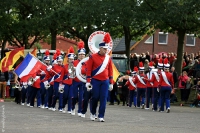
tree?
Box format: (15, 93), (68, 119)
(141, 0), (200, 75)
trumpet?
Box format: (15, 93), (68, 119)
(58, 84), (64, 93)
(59, 88), (64, 93)
(14, 83), (22, 91)
(68, 62), (76, 79)
(45, 83), (50, 89)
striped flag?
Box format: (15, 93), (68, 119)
(14, 53), (46, 78)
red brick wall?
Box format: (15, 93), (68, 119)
(40, 36), (77, 52)
(131, 30), (200, 55)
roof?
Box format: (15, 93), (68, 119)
(112, 37), (136, 54)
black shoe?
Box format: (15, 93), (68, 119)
(117, 101), (120, 105)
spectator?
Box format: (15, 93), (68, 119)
(145, 51), (151, 62)
(0, 71), (9, 99)
(190, 81), (200, 107)
(130, 53), (138, 71)
(178, 71), (189, 106)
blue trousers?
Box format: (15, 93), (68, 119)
(160, 86), (171, 111)
(52, 82), (63, 110)
(40, 82), (47, 106)
(37, 89), (41, 107)
(26, 86), (31, 104)
(146, 87), (153, 108)
(21, 87), (27, 103)
(72, 81), (84, 113)
(30, 87), (39, 107)
(63, 83), (73, 111)
(81, 85), (92, 114)
(48, 85), (54, 108)
(153, 87), (160, 110)
(129, 90), (137, 107)
(91, 79), (109, 118)
(137, 88), (146, 107)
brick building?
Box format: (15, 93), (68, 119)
(131, 30), (200, 55)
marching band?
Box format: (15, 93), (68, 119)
(12, 31), (175, 123)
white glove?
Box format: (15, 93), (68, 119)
(47, 65), (52, 71)
(108, 84), (113, 91)
(34, 76), (40, 81)
(86, 82), (92, 91)
(135, 89), (137, 92)
(40, 71), (46, 75)
(23, 82), (28, 86)
(157, 88), (159, 92)
(28, 81), (32, 86)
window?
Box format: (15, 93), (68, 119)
(186, 34), (195, 46)
(145, 36), (153, 44)
(158, 32), (168, 44)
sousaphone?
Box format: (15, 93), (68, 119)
(76, 31), (113, 83)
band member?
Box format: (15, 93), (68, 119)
(29, 75), (41, 107)
(152, 58), (164, 111)
(20, 76), (28, 105)
(40, 50), (51, 109)
(48, 53), (57, 110)
(159, 58), (174, 113)
(125, 67), (138, 107)
(71, 42), (86, 116)
(49, 50), (64, 111)
(86, 33), (113, 122)
(133, 62), (147, 109)
(62, 47), (75, 113)
(80, 55), (92, 118)
(145, 62), (155, 109)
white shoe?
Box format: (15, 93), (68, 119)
(45, 106), (48, 109)
(52, 108), (56, 111)
(166, 108), (170, 113)
(90, 114), (95, 121)
(99, 118), (105, 122)
(21, 103), (25, 106)
(71, 110), (75, 115)
(37, 106), (41, 108)
(141, 104), (145, 109)
(48, 107), (52, 110)
(59, 109), (63, 112)
(30, 106), (33, 108)
(62, 108), (66, 113)
(27, 103), (30, 106)
(41, 105), (45, 109)
(78, 113), (82, 117)
(81, 114), (85, 118)
(94, 115), (98, 119)
(145, 108), (150, 110)
(67, 111), (71, 114)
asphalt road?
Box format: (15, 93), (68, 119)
(0, 102), (199, 133)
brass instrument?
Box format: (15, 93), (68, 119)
(68, 62), (76, 79)
(15, 82), (22, 91)
(44, 82), (50, 89)
(58, 84), (64, 93)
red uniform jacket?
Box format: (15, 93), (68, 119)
(86, 53), (113, 84)
(149, 72), (160, 88)
(133, 73), (147, 88)
(62, 64), (73, 85)
(159, 71), (174, 89)
(125, 77), (136, 90)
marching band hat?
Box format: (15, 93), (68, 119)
(149, 61), (155, 69)
(67, 46), (75, 59)
(56, 49), (63, 62)
(132, 66), (138, 74)
(139, 62), (145, 71)
(44, 50), (50, 61)
(78, 41), (86, 54)
(52, 53), (58, 64)
(164, 58), (170, 69)
(157, 58), (163, 69)
(99, 33), (111, 49)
